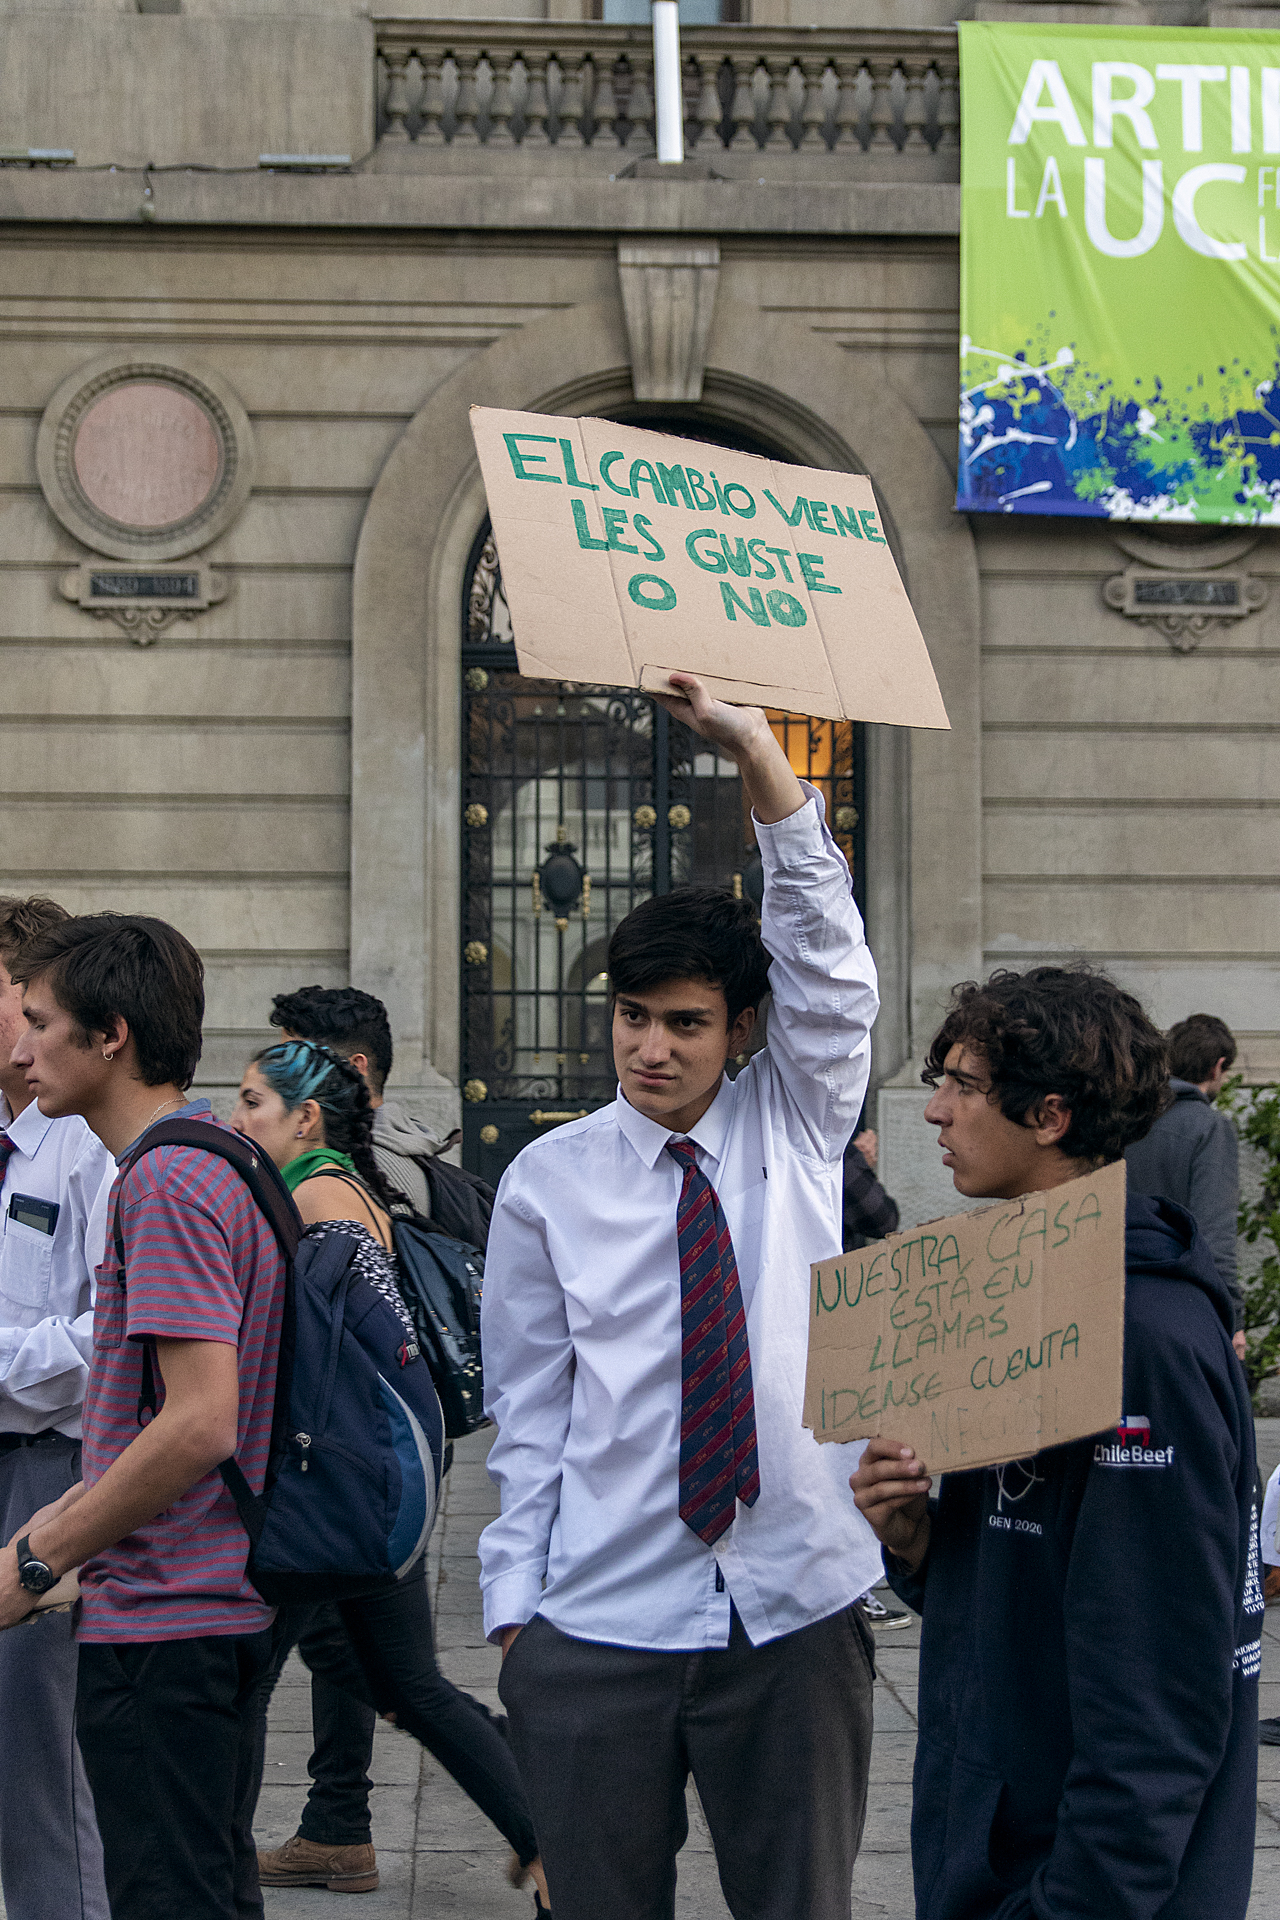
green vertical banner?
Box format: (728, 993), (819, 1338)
(959, 21), (1280, 520)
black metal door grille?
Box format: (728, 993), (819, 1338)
(460, 521), (865, 1181)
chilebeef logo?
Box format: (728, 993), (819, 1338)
(1094, 1414), (1174, 1470)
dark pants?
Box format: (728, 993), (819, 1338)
(77, 1628), (274, 1920)
(295, 1626), (377, 1847)
(499, 1604), (876, 1920)
(248, 1566), (539, 1866)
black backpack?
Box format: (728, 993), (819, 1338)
(416, 1148), (495, 1250)
(390, 1217), (487, 1440)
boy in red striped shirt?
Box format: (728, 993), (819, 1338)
(2, 915), (286, 1920)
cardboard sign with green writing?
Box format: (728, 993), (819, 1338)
(803, 1161), (1126, 1472)
(470, 407), (949, 728)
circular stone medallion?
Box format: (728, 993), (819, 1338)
(37, 353), (255, 561)
(72, 383), (223, 531)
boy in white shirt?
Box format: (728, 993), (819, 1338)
(480, 675), (884, 1920)
(0, 896), (112, 1920)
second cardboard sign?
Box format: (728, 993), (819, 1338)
(803, 1161), (1127, 1474)
(470, 407), (950, 729)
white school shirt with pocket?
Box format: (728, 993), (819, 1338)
(479, 787), (887, 1652)
(0, 1101), (115, 1436)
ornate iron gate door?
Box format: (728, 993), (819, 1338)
(460, 522), (865, 1182)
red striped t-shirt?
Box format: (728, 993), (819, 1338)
(78, 1106), (285, 1643)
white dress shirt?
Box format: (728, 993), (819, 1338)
(479, 787), (885, 1650)
(0, 1097), (115, 1437)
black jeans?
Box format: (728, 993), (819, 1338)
(294, 1620), (377, 1847)
(248, 1566), (539, 1866)
(77, 1628), (275, 1920)
(499, 1604), (876, 1920)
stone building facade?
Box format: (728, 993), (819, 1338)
(1, 0), (1276, 1225)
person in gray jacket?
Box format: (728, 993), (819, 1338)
(1125, 1012), (1244, 1358)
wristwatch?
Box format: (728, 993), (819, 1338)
(15, 1535), (57, 1596)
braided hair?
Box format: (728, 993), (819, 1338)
(252, 1039), (399, 1210)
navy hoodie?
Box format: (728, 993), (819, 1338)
(886, 1193), (1262, 1920)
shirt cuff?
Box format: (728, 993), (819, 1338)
(752, 781), (848, 879)
(481, 1567), (545, 1644)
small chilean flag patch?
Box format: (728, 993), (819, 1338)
(1116, 1415), (1150, 1447)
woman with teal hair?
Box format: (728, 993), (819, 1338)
(233, 1041), (547, 1910)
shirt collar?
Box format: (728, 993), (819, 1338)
(613, 1074), (734, 1172)
(2, 1098), (56, 1157)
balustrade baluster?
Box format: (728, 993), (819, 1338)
(591, 55), (618, 148)
(559, 50), (588, 146)
(726, 52), (758, 149)
(832, 56), (863, 149)
(522, 50), (551, 146)
(693, 52), (722, 150)
(764, 56), (795, 150)
(488, 49), (516, 147)
(901, 54), (930, 147)
(867, 59), (897, 150)
(798, 53), (828, 150)
(936, 61), (960, 148)
(381, 47), (412, 143)
(416, 48), (446, 146)
(452, 49), (481, 144)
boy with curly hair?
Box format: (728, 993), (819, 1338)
(852, 966), (1262, 1920)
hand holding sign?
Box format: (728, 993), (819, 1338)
(469, 408), (949, 728)
(655, 672), (806, 825)
(849, 1438), (933, 1573)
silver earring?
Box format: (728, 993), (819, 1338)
(103, 1051), (114, 1061)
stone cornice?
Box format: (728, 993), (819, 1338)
(0, 169), (960, 238)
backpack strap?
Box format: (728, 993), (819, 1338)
(293, 1165), (394, 1254)
(111, 1119), (302, 1543)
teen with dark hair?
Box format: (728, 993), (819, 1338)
(852, 965), (1262, 1920)
(0, 897), (111, 1920)
(3, 914), (288, 1920)
(231, 1042), (547, 1908)
(1126, 1010), (1244, 1354)
(480, 673), (884, 1920)
(269, 984), (447, 1217)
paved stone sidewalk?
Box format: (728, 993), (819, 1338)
(256, 1422), (1280, 1920)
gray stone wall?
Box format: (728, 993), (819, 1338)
(0, 3), (1275, 1132)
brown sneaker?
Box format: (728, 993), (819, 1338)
(257, 1833), (379, 1893)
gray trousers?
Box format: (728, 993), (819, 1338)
(498, 1602), (876, 1920)
(0, 1436), (108, 1920)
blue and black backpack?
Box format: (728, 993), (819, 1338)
(113, 1118), (446, 1605)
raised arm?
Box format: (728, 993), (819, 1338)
(655, 673), (879, 1158)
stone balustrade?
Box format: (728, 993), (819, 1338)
(372, 19), (960, 175)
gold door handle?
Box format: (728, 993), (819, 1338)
(529, 1109), (588, 1126)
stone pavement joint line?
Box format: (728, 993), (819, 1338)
(247, 1420), (1280, 1919)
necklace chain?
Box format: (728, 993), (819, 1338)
(140, 1095), (184, 1132)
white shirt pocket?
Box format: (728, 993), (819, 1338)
(0, 1220), (55, 1313)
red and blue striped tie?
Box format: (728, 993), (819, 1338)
(666, 1138), (760, 1546)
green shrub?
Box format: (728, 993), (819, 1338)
(1219, 1078), (1280, 1401)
